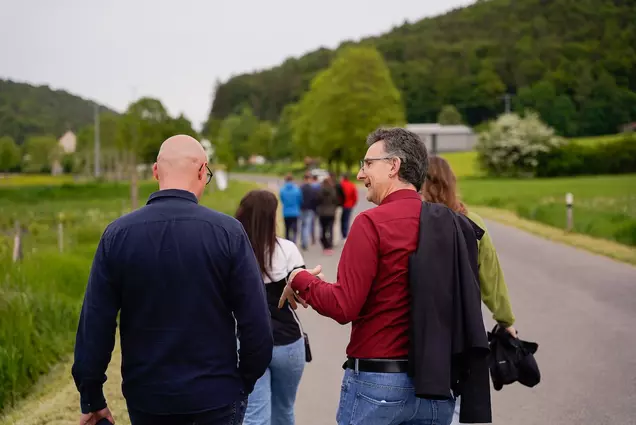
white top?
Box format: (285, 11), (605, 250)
(263, 237), (305, 283)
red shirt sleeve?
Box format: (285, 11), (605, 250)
(290, 212), (379, 324)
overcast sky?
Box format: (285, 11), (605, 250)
(1, 0), (473, 130)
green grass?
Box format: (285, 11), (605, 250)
(570, 133), (628, 146)
(459, 174), (636, 246)
(0, 178), (258, 413)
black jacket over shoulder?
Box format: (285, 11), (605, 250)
(408, 201), (492, 423)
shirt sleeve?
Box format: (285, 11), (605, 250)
(478, 226), (516, 327)
(291, 213), (379, 324)
(71, 227), (120, 414)
(227, 229), (274, 393)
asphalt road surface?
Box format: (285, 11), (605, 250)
(233, 174), (636, 425)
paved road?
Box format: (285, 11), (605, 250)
(234, 174), (636, 425)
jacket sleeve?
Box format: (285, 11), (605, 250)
(478, 227), (515, 327)
(227, 230), (273, 393)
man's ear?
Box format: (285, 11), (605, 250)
(152, 163), (159, 181)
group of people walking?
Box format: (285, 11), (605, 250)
(72, 129), (517, 425)
(279, 171), (358, 255)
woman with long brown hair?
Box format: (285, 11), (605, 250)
(421, 156), (517, 425)
(235, 190), (307, 425)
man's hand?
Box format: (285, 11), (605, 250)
(278, 265), (323, 309)
(80, 407), (114, 425)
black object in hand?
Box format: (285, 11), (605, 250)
(96, 419), (113, 425)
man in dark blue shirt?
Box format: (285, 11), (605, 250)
(72, 135), (273, 425)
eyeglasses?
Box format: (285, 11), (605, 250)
(199, 163), (213, 185)
(359, 156), (395, 170)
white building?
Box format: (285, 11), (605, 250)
(406, 124), (476, 153)
(58, 130), (77, 153)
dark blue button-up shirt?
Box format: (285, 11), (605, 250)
(72, 189), (273, 415)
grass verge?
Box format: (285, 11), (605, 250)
(471, 206), (636, 266)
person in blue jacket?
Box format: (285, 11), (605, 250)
(279, 174), (303, 243)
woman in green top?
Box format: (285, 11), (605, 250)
(421, 155), (517, 424)
(421, 155), (517, 331)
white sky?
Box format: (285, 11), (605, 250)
(0, 0), (474, 130)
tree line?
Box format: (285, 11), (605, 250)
(205, 0), (636, 139)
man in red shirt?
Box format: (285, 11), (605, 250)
(279, 128), (456, 425)
(338, 173), (358, 240)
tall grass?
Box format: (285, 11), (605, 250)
(0, 179), (258, 412)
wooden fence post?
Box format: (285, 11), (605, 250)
(58, 213), (64, 253)
(12, 221), (22, 263)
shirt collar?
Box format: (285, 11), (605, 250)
(380, 188), (421, 205)
(147, 189), (199, 205)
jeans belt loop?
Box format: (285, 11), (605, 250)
(354, 358), (359, 374)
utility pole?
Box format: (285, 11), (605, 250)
(503, 93), (512, 113)
(94, 104), (101, 178)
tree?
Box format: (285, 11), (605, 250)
(0, 136), (21, 172)
(22, 135), (61, 173)
(270, 103), (299, 160)
(293, 46), (406, 169)
(476, 111), (564, 177)
(437, 105), (463, 125)
(118, 97), (171, 209)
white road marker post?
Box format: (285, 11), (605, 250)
(565, 192), (574, 232)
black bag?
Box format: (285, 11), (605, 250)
(303, 332), (312, 362)
(488, 325), (540, 391)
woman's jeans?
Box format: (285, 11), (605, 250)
(243, 337), (305, 425)
(337, 368), (455, 425)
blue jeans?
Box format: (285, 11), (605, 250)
(337, 369), (455, 425)
(299, 210), (314, 249)
(128, 398), (247, 425)
(243, 337), (305, 425)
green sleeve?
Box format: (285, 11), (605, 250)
(472, 214), (516, 327)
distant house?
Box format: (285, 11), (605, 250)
(58, 130), (77, 153)
(51, 130), (77, 175)
(406, 123), (476, 153)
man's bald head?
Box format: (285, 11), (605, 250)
(153, 135), (209, 198)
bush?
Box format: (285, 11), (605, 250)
(536, 134), (636, 177)
(476, 111), (564, 177)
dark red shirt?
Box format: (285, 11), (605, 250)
(291, 189), (421, 359)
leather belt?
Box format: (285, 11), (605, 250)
(343, 357), (410, 373)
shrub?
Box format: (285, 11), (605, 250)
(476, 111), (564, 177)
(536, 134), (636, 177)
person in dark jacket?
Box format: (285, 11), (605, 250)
(72, 135), (273, 425)
(316, 175), (339, 255)
(299, 173), (318, 251)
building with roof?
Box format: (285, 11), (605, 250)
(406, 123), (476, 153)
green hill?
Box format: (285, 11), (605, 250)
(0, 79), (119, 144)
(206, 0), (636, 137)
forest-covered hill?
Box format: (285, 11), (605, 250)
(206, 0), (636, 137)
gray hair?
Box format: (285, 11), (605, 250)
(366, 127), (428, 191)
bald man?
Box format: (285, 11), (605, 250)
(72, 135), (273, 425)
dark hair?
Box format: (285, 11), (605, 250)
(421, 156), (467, 214)
(235, 190), (278, 281)
(366, 127), (429, 191)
